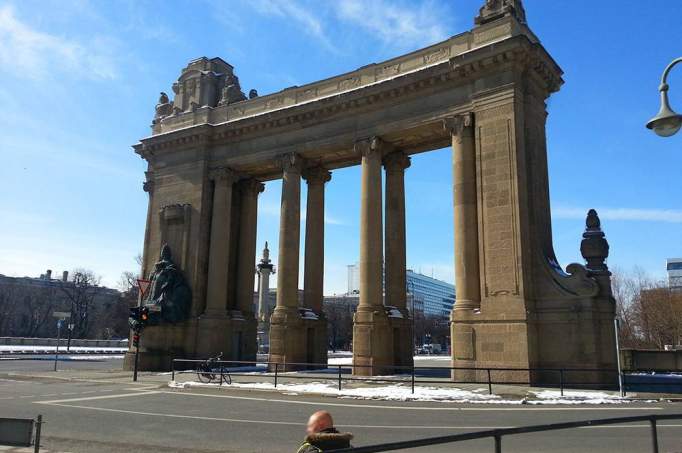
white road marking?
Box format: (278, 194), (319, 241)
(36, 391), (159, 405)
(30, 402), (682, 430)
(161, 390), (664, 412)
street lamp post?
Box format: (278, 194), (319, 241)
(646, 57), (682, 137)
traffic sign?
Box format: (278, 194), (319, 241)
(52, 311), (71, 319)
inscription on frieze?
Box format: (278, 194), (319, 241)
(376, 63), (400, 79)
(338, 76), (361, 91)
(423, 46), (451, 64)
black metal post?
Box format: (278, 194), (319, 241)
(171, 360), (175, 382)
(133, 333), (140, 382)
(650, 418), (659, 453)
(560, 370), (564, 397)
(338, 365), (342, 391)
(53, 323), (61, 372)
(34, 414), (42, 453)
(623, 372), (627, 397)
(411, 366), (415, 394)
(274, 363), (278, 387)
(487, 369), (492, 395)
(494, 434), (502, 453)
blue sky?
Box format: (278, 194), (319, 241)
(0, 0), (680, 294)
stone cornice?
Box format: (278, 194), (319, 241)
(135, 34), (563, 161)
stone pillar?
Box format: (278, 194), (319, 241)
(447, 114), (480, 311)
(256, 242), (274, 353)
(383, 151), (413, 368)
(302, 167), (331, 313)
(353, 137), (393, 376)
(269, 153), (306, 369)
(204, 167), (236, 317)
(235, 179), (264, 316)
(233, 178), (264, 360)
(302, 166), (331, 366)
(383, 152), (410, 312)
(446, 113), (480, 382)
(140, 171), (155, 280)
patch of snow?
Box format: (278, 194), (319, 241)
(0, 346), (127, 352)
(528, 390), (632, 405)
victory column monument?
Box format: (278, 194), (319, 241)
(126, 0), (618, 385)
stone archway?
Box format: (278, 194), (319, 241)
(126, 0), (617, 386)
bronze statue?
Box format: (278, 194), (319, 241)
(145, 244), (191, 323)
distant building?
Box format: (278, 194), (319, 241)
(406, 270), (455, 318)
(668, 258), (682, 290)
(345, 264), (455, 318)
(0, 269), (121, 338)
(347, 264), (360, 295)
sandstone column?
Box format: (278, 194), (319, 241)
(383, 151), (413, 368)
(353, 137), (393, 376)
(235, 178), (265, 316)
(269, 153), (305, 369)
(358, 139), (384, 312)
(204, 167), (236, 317)
(302, 166), (331, 367)
(302, 167), (331, 314)
(447, 114), (480, 311)
(140, 171), (154, 279)
(383, 152), (410, 313)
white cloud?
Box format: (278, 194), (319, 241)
(0, 4), (119, 80)
(553, 206), (682, 224)
(333, 0), (450, 50)
(248, 0), (337, 52)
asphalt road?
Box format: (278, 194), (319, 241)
(1, 371), (682, 453)
(0, 355), (124, 372)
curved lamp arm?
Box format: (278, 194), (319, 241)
(647, 57), (682, 137)
(659, 57), (682, 90)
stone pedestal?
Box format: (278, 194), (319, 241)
(352, 308), (394, 376)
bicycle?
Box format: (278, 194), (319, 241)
(196, 352), (232, 385)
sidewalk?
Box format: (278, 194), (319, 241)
(1, 366), (675, 405)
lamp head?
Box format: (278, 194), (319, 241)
(647, 85), (682, 137)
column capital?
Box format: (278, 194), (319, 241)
(302, 166), (331, 185)
(238, 178), (265, 195)
(143, 171), (155, 193)
(209, 166), (236, 184)
(443, 113), (474, 136)
(355, 136), (391, 158)
(383, 152), (411, 174)
(278, 153), (304, 174)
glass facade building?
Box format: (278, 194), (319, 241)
(406, 270), (456, 318)
(346, 263), (456, 318)
(668, 258), (682, 290)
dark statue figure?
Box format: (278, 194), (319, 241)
(145, 244), (191, 323)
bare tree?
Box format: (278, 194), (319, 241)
(58, 269), (102, 339)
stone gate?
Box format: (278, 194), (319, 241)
(125, 0), (618, 385)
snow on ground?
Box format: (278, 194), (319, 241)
(328, 355), (451, 365)
(0, 346), (127, 352)
(169, 380), (638, 405)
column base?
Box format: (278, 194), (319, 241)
(352, 307), (408, 376)
(268, 307), (326, 371)
(122, 313), (257, 372)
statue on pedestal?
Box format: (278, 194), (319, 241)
(145, 244), (191, 323)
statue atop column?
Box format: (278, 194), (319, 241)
(153, 92), (173, 124)
(256, 241), (276, 352)
(475, 0), (527, 25)
(144, 244), (191, 323)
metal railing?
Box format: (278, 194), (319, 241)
(335, 413), (682, 453)
(170, 358), (642, 396)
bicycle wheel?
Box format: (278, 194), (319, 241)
(197, 365), (216, 383)
(221, 368), (231, 385)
